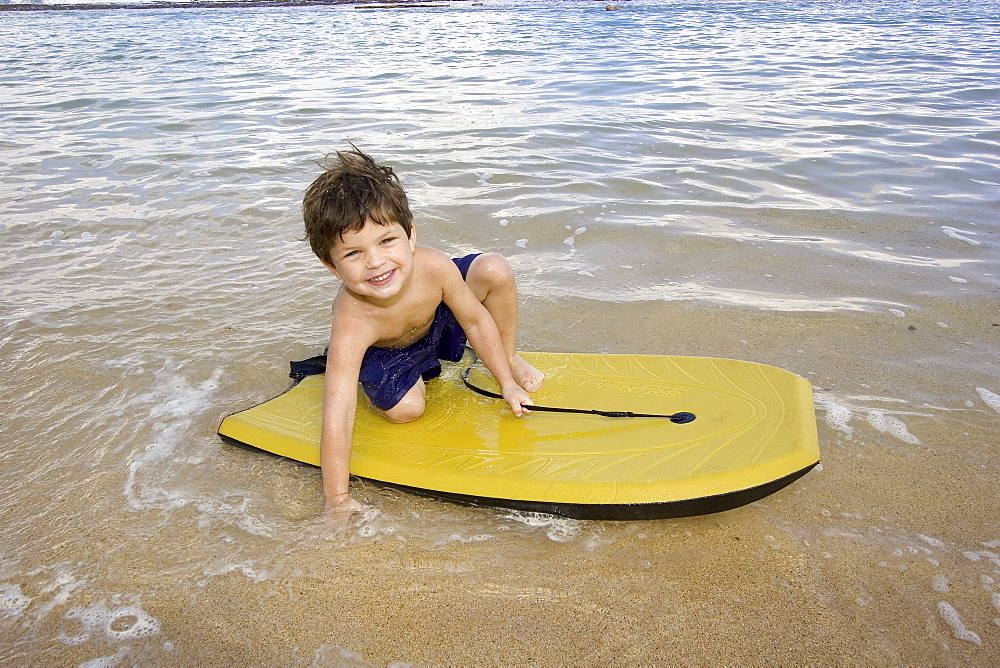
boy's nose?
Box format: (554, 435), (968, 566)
(365, 250), (384, 268)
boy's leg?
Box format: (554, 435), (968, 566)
(368, 377), (427, 423)
(465, 253), (544, 392)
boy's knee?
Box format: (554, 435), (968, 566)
(472, 253), (514, 288)
(381, 392), (425, 423)
(383, 402), (424, 423)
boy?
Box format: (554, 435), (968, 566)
(302, 148), (544, 516)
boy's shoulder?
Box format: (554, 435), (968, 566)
(413, 243), (449, 264)
(413, 245), (462, 281)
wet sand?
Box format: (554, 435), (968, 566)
(6, 292), (998, 664)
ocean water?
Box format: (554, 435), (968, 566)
(2, 0), (999, 663)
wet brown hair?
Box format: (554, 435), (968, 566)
(302, 147), (412, 265)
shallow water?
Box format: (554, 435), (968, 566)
(2, 0), (999, 663)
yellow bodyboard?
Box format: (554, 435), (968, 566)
(218, 352), (819, 519)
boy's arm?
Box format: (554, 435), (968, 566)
(319, 311), (370, 512)
(437, 257), (532, 417)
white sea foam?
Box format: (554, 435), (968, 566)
(975, 387), (1000, 414)
(206, 561), (271, 583)
(515, 239), (528, 248)
(312, 644), (370, 666)
(941, 226), (982, 245)
(932, 575), (950, 592)
(817, 401), (854, 438)
(947, 276), (968, 283)
(937, 602), (981, 645)
(501, 511), (583, 543)
(918, 534), (945, 548)
(123, 365), (224, 513)
(866, 411), (920, 445)
(60, 596), (161, 646)
(80, 647), (131, 668)
(0, 583), (31, 617)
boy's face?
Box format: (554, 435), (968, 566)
(323, 220), (417, 301)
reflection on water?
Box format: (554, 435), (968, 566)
(1, 0), (999, 663)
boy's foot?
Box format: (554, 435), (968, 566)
(511, 354), (544, 392)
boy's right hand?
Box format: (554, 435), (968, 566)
(323, 493), (365, 526)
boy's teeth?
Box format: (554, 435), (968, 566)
(371, 271), (392, 282)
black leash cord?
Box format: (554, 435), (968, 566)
(461, 367), (696, 424)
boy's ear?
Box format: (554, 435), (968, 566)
(321, 258), (341, 279)
(408, 223), (417, 250)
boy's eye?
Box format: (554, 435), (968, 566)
(381, 236), (397, 245)
(343, 250), (360, 258)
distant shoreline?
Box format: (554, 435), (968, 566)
(0, 0), (458, 11)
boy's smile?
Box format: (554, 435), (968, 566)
(325, 221), (416, 302)
(367, 269), (395, 285)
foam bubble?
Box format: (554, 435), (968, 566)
(313, 644), (367, 665)
(61, 597), (161, 646)
(80, 647), (130, 668)
(976, 387), (1000, 414)
(866, 411), (920, 444)
(918, 534), (945, 548)
(937, 602), (981, 645)
(515, 239), (528, 249)
(499, 219), (509, 226)
(563, 236), (575, 247)
(818, 401), (854, 438)
(889, 309), (906, 317)
(574, 226), (587, 235)
(948, 276), (968, 283)
(502, 511), (583, 543)
(0, 583), (31, 617)
(932, 575), (950, 592)
(993, 592), (1000, 612)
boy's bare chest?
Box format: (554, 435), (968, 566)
(368, 293), (442, 349)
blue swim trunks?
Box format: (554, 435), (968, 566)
(359, 253), (480, 411)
